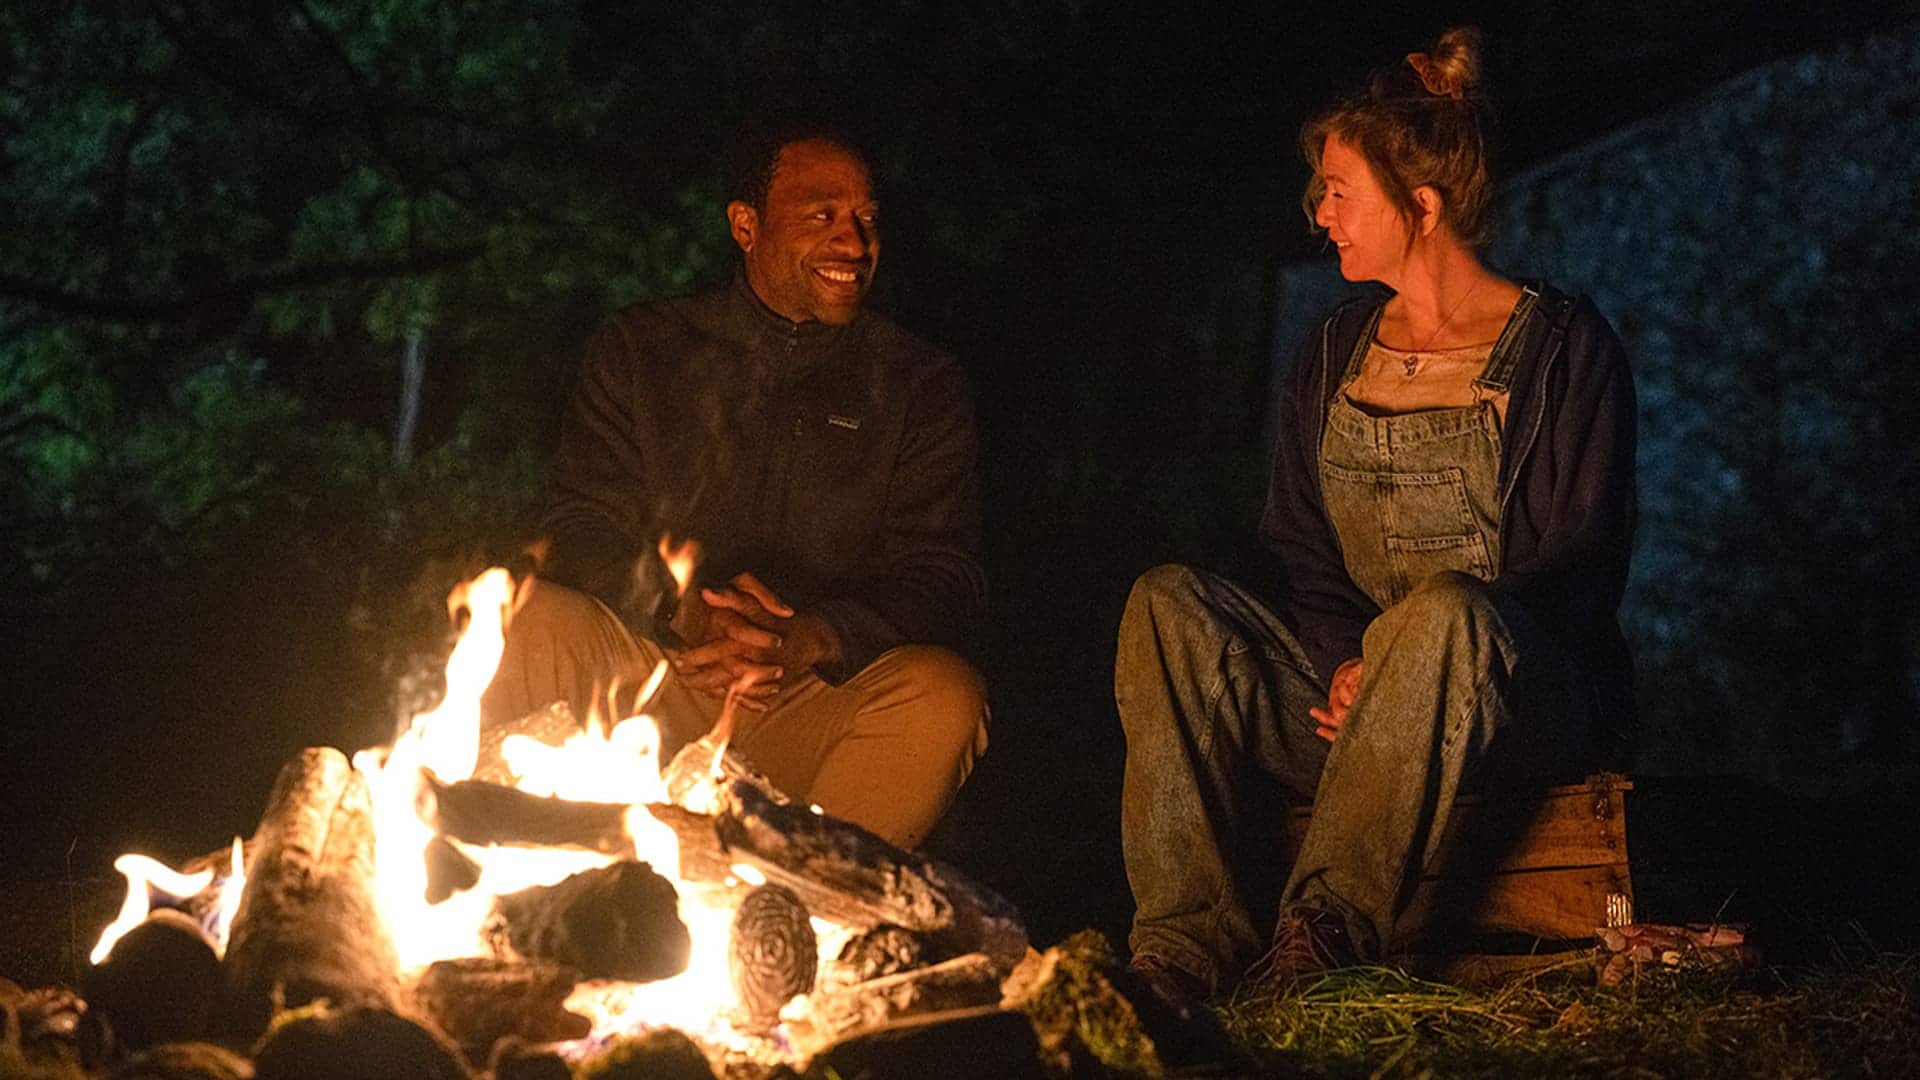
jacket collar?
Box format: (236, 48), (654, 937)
(724, 270), (859, 372)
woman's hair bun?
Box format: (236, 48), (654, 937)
(1404, 26), (1484, 100)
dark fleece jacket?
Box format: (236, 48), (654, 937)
(541, 275), (985, 685)
(1259, 284), (1638, 756)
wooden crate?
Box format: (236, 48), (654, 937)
(1279, 773), (1633, 947)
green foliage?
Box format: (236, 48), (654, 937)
(1013, 929), (1165, 1078)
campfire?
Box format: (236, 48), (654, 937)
(84, 562), (1028, 1075)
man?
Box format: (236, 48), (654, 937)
(481, 118), (988, 850)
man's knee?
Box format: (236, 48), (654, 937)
(873, 645), (989, 760)
(510, 579), (615, 642)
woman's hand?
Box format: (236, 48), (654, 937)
(1311, 657), (1364, 742)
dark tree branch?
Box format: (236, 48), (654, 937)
(102, 101), (161, 286)
(0, 244), (483, 324)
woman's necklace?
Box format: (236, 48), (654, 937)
(1399, 278), (1481, 379)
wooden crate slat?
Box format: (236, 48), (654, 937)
(1280, 775), (1632, 876)
(1401, 864), (1635, 941)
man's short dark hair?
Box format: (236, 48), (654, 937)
(724, 110), (875, 211)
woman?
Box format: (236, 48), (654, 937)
(1116, 27), (1636, 1001)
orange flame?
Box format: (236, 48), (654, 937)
(659, 535), (700, 597)
(90, 837), (246, 964)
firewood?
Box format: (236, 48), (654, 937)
(825, 925), (929, 986)
(487, 861), (689, 982)
(249, 1004), (469, 1080)
(410, 958), (590, 1064)
(660, 736), (782, 810)
(216, 747), (400, 1044)
(716, 781), (1028, 972)
(418, 772), (630, 854)
(798, 952), (1003, 1047)
(640, 802), (735, 885)
(83, 909), (220, 1053)
(474, 700), (580, 787)
(728, 885), (817, 1027)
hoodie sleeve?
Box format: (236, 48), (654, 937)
(1489, 298), (1638, 632)
(539, 317), (658, 627)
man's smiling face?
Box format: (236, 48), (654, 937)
(730, 139), (879, 326)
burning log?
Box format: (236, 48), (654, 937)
(216, 747), (400, 1044)
(728, 884), (818, 1027)
(716, 781), (1028, 971)
(800, 951), (1004, 1048)
(83, 909), (220, 1053)
(487, 861), (689, 982)
(411, 958), (590, 1064)
(418, 772), (630, 855)
(474, 700), (580, 787)
(641, 801), (736, 884)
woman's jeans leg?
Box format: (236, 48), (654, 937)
(1115, 564), (1329, 992)
(1281, 571), (1595, 959)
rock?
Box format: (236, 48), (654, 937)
(803, 1007), (1045, 1080)
(576, 1027), (715, 1080)
(84, 909), (221, 1053)
(250, 1004), (469, 1080)
(106, 1041), (254, 1080)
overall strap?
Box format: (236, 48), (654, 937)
(1476, 283), (1574, 394)
(1336, 302), (1388, 387)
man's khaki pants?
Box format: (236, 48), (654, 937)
(479, 581), (988, 849)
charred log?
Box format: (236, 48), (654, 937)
(488, 861), (689, 982)
(641, 801), (735, 885)
(424, 835), (483, 905)
(83, 909), (220, 1053)
(728, 885), (817, 1027)
(418, 772), (630, 854)
(661, 736), (782, 810)
(216, 747), (399, 1044)
(827, 925), (930, 985)
(411, 958), (590, 1064)
(800, 952), (1004, 1048)
(716, 781), (1027, 971)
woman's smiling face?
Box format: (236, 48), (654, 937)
(1313, 133), (1413, 284)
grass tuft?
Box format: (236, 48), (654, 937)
(1214, 953), (1920, 1078)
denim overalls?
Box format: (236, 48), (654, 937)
(1318, 332), (1512, 609)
